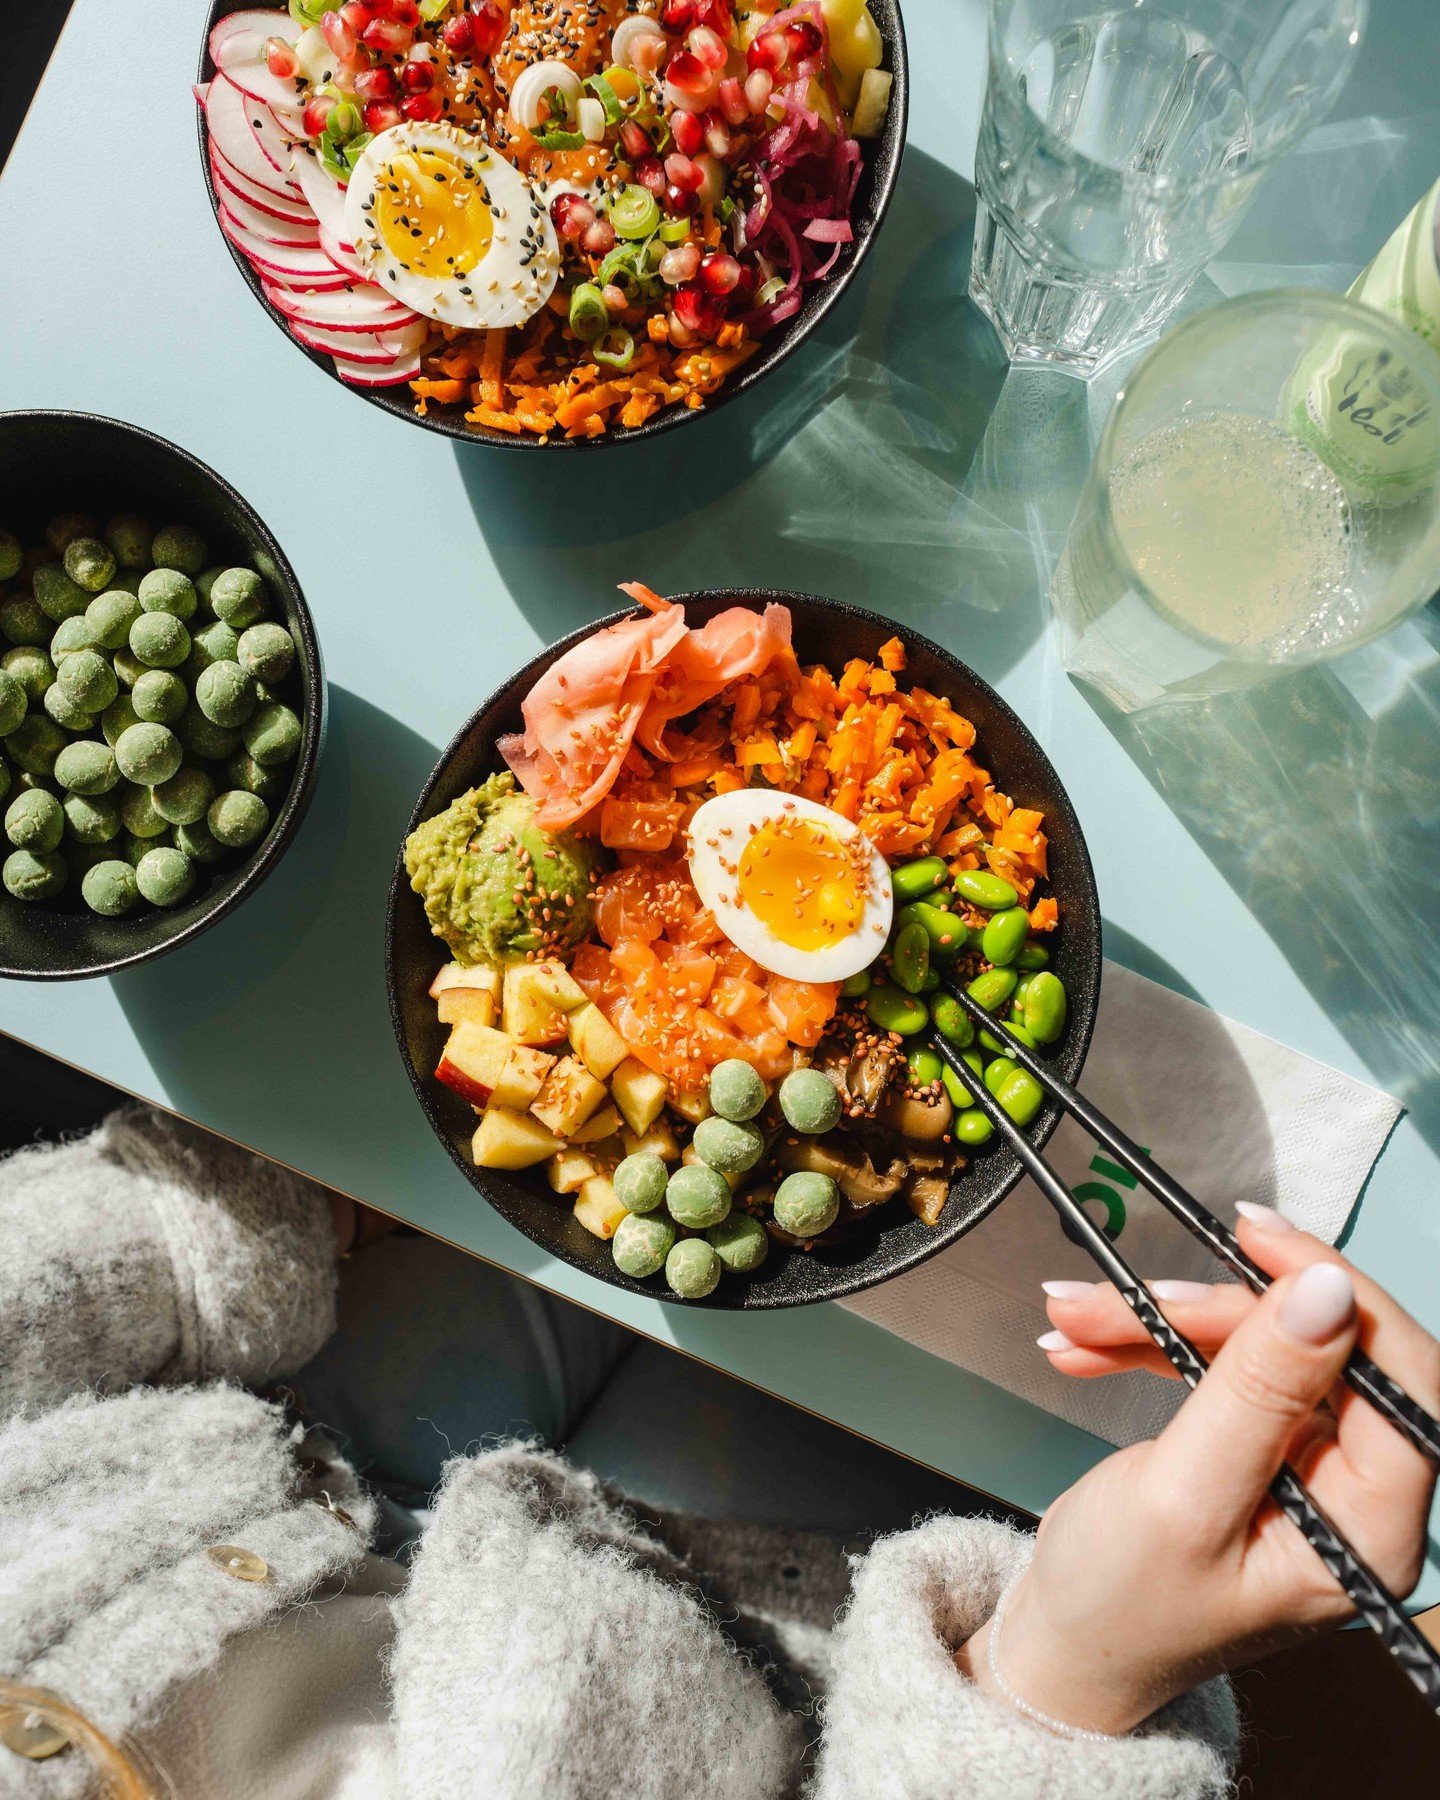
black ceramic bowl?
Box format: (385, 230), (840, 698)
(387, 590), (1101, 1306)
(197, 0), (907, 450)
(0, 410), (325, 981)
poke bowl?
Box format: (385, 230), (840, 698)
(0, 410), (324, 981)
(196, 0), (907, 446)
(386, 587), (1101, 1307)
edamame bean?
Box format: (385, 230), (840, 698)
(894, 899), (966, 959)
(919, 966), (941, 992)
(983, 1056), (1018, 1096)
(979, 1022), (1036, 1055)
(841, 969), (871, 998)
(890, 855), (948, 904)
(995, 1068), (1044, 1127)
(967, 967), (1018, 1013)
(865, 983), (930, 1036)
(1022, 971), (1068, 1046)
(930, 992), (974, 1048)
(891, 920), (930, 994)
(962, 1049), (984, 1079)
(906, 1045), (944, 1087)
(940, 1062), (967, 1108)
(980, 906), (1030, 967)
(954, 1108), (995, 1147)
(953, 869), (1018, 910)
(1015, 942), (1050, 971)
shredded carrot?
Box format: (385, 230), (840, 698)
(480, 328), (506, 409)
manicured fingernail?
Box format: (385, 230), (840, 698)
(1151, 1279), (1215, 1303)
(1278, 1263), (1355, 1345)
(1041, 1280), (1094, 1300)
(1235, 1202), (1294, 1233)
(1037, 1329), (1076, 1352)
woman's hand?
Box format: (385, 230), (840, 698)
(955, 1206), (1440, 1735)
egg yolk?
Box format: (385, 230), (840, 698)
(373, 148), (493, 279)
(736, 815), (866, 951)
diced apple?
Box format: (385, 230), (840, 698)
(532, 1054), (608, 1138)
(435, 1022), (512, 1108)
(571, 1101), (622, 1144)
(610, 1057), (668, 1136)
(437, 986), (497, 1028)
(567, 1002), (628, 1081)
(472, 1108), (562, 1170)
(429, 960), (502, 1001)
(621, 1118), (681, 1161)
(529, 959), (589, 1013)
(502, 962), (569, 1046)
(573, 1173), (628, 1239)
(667, 1085), (712, 1126)
(490, 1043), (556, 1111)
(547, 1148), (598, 1194)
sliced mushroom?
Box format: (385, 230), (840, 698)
(845, 1043), (894, 1111)
(879, 1087), (954, 1143)
(776, 1136), (905, 1209)
(907, 1174), (950, 1227)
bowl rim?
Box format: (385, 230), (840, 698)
(385, 587), (1102, 1307)
(0, 406), (326, 982)
(195, 0), (909, 451)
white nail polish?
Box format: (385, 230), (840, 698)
(1036, 1329), (1076, 1352)
(1235, 1201), (1295, 1233)
(1151, 1279), (1215, 1303)
(1279, 1263), (1355, 1345)
(1041, 1280), (1094, 1300)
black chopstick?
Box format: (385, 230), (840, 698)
(927, 1029), (1440, 1715)
(939, 981), (1440, 1467)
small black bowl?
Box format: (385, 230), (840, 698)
(197, 0), (908, 450)
(0, 410), (325, 980)
(387, 590), (1101, 1307)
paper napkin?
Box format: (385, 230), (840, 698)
(839, 962), (1402, 1448)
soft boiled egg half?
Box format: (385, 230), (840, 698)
(344, 122), (560, 328)
(687, 790), (893, 984)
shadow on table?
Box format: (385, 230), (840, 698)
(1083, 606), (1440, 1165)
(449, 149), (1093, 692)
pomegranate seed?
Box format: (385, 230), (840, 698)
(784, 20), (822, 59)
(602, 283), (629, 312)
(687, 24), (727, 69)
(366, 0), (394, 13)
(671, 110), (703, 156)
(402, 59), (435, 91)
(665, 152), (701, 193)
(469, 0), (505, 56)
(660, 242), (700, 285)
(635, 155), (667, 196)
(732, 259), (757, 297)
(303, 93), (336, 136)
(666, 182), (698, 216)
(362, 97), (403, 132)
(660, 0), (695, 31)
(402, 91), (441, 121)
(664, 48), (711, 96)
(442, 12), (474, 52)
(620, 119), (651, 160)
(391, 0), (420, 22)
(673, 282), (724, 336)
(265, 36), (300, 78)
(362, 16), (413, 52)
(340, 1), (372, 33)
(746, 32), (787, 74)
(699, 250), (740, 295)
(744, 69), (773, 113)
(322, 11), (359, 60)
(354, 66), (398, 102)
(702, 109), (730, 155)
(550, 192), (596, 240)
(718, 77), (748, 126)
(582, 217), (617, 255)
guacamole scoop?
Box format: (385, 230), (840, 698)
(404, 771), (599, 965)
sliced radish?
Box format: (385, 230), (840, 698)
(206, 75), (298, 194)
(214, 74), (301, 184)
(209, 7), (301, 68)
(289, 152), (351, 243)
(290, 318), (429, 362)
(334, 351), (423, 388)
(220, 56), (305, 133)
(219, 211), (351, 288)
(193, 82), (210, 106)
(319, 225), (367, 282)
(210, 149), (314, 224)
(262, 279), (415, 331)
(220, 192), (321, 248)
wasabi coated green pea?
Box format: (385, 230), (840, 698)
(664, 1237), (721, 1299)
(46, 513), (98, 555)
(612, 1211), (677, 1280)
(110, 570), (144, 597)
(0, 755), (9, 804)
(1022, 971), (1068, 1046)
(135, 845), (195, 908)
(129, 612), (190, 670)
(118, 829), (157, 866)
(865, 982), (929, 1037)
(101, 695), (141, 746)
(174, 818), (226, 865)
(112, 647), (145, 688)
(43, 683), (95, 733)
(0, 528), (20, 582)
(51, 615), (99, 660)
(241, 701), (299, 766)
(930, 992), (974, 1048)
(138, 567), (197, 620)
(81, 858), (140, 917)
(237, 622), (295, 684)
(983, 1055), (1018, 1097)
(120, 784), (169, 839)
(693, 1115), (765, 1175)
(968, 967), (1017, 1013)
(131, 669), (187, 726)
(1014, 942), (1050, 971)
(954, 1108), (995, 1147)
(195, 661), (256, 729)
(708, 1057), (767, 1123)
(207, 788), (268, 848)
(63, 536), (116, 594)
(0, 595), (50, 646)
(773, 1170), (840, 1237)
(5, 713), (64, 776)
(981, 906), (1030, 968)
(3, 645), (54, 699)
(707, 1212), (769, 1273)
(178, 705), (240, 760)
(105, 513), (153, 570)
(894, 900), (966, 960)
(21, 548), (53, 584)
(189, 620), (240, 672)
(224, 750), (286, 803)
(0, 669), (25, 737)
(32, 562), (89, 623)
(209, 567), (266, 627)
(613, 1152), (669, 1214)
(66, 838), (113, 880)
(56, 648), (117, 715)
(890, 855), (949, 904)
(778, 1067), (843, 1134)
(150, 524), (208, 577)
(115, 723), (182, 788)
(63, 790), (121, 844)
(996, 1069), (1044, 1127)
(953, 869), (1018, 911)
(194, 566), (226, 605)
(890, 919), (930, 994)
(665, 1162), (731, 1229)
(54, 741), (118, 796)
(152, 766), (214, 827)
(5, 787), (63, 852)
(907, 1044), (945, 1087)
(840, 968), (871, 998)
(85, 589), (141, 651)
(3, 846), (66, 899)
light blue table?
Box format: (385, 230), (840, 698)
(2, 0), (1437, 1602)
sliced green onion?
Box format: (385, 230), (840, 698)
(328, 100), (361, 140)
(598, 246), (644, 301)
(606, 184), (661, 241)
(658, 217), (691, 244)
(593, 327), (636, 370)
(755, 274), (787, 307)
(584, 72), (625, 124)
(418, 0), (452, 18)
(569, 282), (610, 341)
(531, 86), (586, 150)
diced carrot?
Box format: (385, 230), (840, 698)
(411, 377), (469, 405)
(879, 636), (906, 672)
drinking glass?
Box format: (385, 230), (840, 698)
(1050, 289), (1440, 711)
(971, 0), (1367, 372)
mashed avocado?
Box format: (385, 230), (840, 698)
(404, 771), (599, 965)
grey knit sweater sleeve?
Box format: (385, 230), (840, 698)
(0, 1106), (338, 1413)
